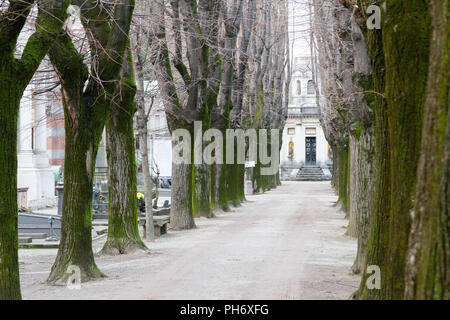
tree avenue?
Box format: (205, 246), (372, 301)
(0, 0), (448, 301)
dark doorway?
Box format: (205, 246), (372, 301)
(305, 137), (316, 165)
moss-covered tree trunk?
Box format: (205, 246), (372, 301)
(47, 36), (103, 283)
(355, 95), (391, 299)
(166, 120), (197, 229)
(101, 48), (146, 254)
(47, 0), (134, 283)
(217, 163), (230, 211)
(331, 144), (339, 190)
(228, 163), (241, 207)
(380, 0), (429, 298)
(348, 137), (359, 247)
(194, 110), (213, 218)
(404, 0), (449, 300)
(349, 129), (374, 273)
(252, 132), (265, 194)
(347, 12), (375, 273)
(0, 0), (70, 298)
(355, 0), (430, 299)
(337, 140), (350, 214)
(195, 163), (213, 217)
(0, 77), (21, 300)
(209, 161), (218, 210)
(47, 115), (103, 282)
(351, 2), (389, 297)
(170, 160), (196, 230)
(238, 163), (246, 201)
(214, 127), (230, 211)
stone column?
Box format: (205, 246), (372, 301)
(17, 83), (56, 210)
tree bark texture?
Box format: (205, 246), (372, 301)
(0, 0), (70, 298)
(404, 0), (449, 300)
(101, 48), (146, 254)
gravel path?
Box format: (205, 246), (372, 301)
(20, 181), (360, 299)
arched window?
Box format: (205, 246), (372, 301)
(307, 80), (315, 95)
(296, 80), (301, 96)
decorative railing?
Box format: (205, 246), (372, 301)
(288, 107), (321, 118)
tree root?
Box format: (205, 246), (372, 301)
(99, 239), (148, 256)
(47, 262), (105, 285)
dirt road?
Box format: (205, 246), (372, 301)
(20, 181), (360, 299)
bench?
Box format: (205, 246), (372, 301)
(139, 215), (170, 238)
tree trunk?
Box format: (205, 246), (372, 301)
(170, 161), (196, 230)
(353, 15), (391, 299)
(404, 0), (449, 300)
(195, 163), (213, 218)
(132, 41), (155, 241)
(46, 0), (134, 283)
(142, 132), (155, 239)
(210, 162), (218, 210)
(229, 163), (241, 207)
(349, 129), (374, 274)
(47, 35), (104, 284)
(331, 144), (339, 191)
(217, 163), (230, 211)
(378, 0), (429, 298)
(101, 49), (146, 254)
(0, 79), (21, 299)
(355, 0), (430, 299)
(252, 161), (262, 194)
(47, 123), (103, 283)
(337, 140), (350, 214)
(0, 0), (70, 298)
(347, 137), (359, 238)
(238, 164), (246, 201)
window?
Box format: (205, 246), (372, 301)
(296, 80), (301, 96)
(305, 127), (316, 135)
(288, 128), (295, 135)
(31, 126), (36, 151)
(307, 80), (315, 95)
(154, 114), (161, 130)
(135, 134), (140, 150)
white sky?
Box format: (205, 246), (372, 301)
(289, 0), (312, 57)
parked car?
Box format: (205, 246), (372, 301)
(159, 177), (171, 189)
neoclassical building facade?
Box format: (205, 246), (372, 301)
(280, 56), (332, 180)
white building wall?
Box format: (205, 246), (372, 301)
(280, 54), (331, 170)
(281, 119), (329, 168)
(17, 83), (56, 210)
(151, 137), (172, 178)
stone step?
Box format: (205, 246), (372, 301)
(298, 176), (326, 178)
(298, 171), (324, 173)
(19, 237), (32, 244)
(19, 242), (59, 249)
(19, 233), (47, 239)
(296, 167), (328, 181)
(299, 173), (323, 175)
